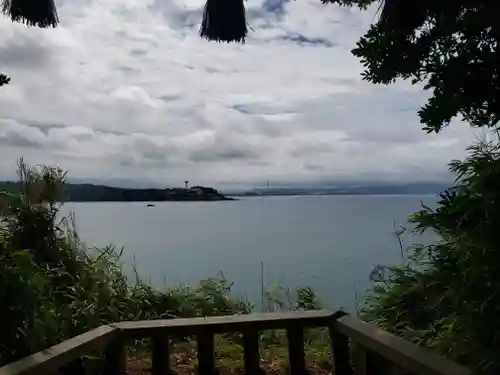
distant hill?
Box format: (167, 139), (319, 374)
(226, 182), (451, 197)
(0, 182), (232, 202)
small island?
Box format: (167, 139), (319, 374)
(0, 181), (233, 202)
(64, 184), (233, 202)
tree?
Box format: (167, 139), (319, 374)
(0, 74), (10, 87)
(1, 0), (59, 88)
(295, 1), (500, 371)
(212, 0), (500, 132)
(324, 0), (500, 134)
(0, 0), (250, 88)
(362, 139), (500, 372)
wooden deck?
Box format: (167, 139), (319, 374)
(0, 310), (471, 375)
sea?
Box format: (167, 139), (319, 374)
(60, 195), (438, 312)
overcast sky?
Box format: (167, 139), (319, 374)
(0, 0), (478, 188)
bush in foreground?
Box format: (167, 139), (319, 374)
(0, 158), (324, 372)
(361, 140), (500, 373)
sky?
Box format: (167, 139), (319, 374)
(0, 0), (478, 188)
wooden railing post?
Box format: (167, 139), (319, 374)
(103, 333), (126, 375)
(286, 322), (307, 375)
(242, 325), (261, 375)
(329, 312), (353, 375)
(353, 344), (367, 375)
(0, 311), (472, 375)
(197, 331), (215, 375)
(58, 357), (86, 375)
(152, 334), (170, 375)
(354, 345), (395, 375)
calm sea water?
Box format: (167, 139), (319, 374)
(61, 195), (437, 311)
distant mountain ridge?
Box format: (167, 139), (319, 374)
(0, 182), (232, 202)
(0, 180), (451, 200)
(224, 182), (451, 196)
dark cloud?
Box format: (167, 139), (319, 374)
(0, 34), (52, 69)
(303, 163), (326, 171)
(158, 94), (181, 102)
(0, 0), (474, 186)
(142, 149), (168, 161)
(149, 0), (201, 30)
(119, 160), (134, 167)
(232, 103), (296, 116)
(290, 142), (334, 158)
(251, 122), (289, 138)
(275, 32), (335, 47)
(0, 122), (45, 148)
(232, 104), (253, 114)
(22, 119), (68, 132)
(118, 65), (141, 74)
(261, 0), (289, 17)
(130, 48), (148, 56)
(0, 131), (44, 148)
(190, 148), (260, 163)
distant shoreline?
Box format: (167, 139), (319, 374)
(226, 183), (449, 197)
(0, 181), (233, 202)
(1, 180), (449, 201)
(228, 192), (439, 197)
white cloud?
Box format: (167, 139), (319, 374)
(0, 0), (476, 187)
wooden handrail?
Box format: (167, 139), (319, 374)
(114, 309), (332, 336)
(335, 315), (471, 375)
(0, 310), (473, 375)
(0, 325), (120, 375)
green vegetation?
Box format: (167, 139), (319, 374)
(4, 0), (500, 373)
(361, 140), (500, 372)
(322, 0), (500, 373)
(329, 0), (500, 134)
(0, 159), (329, 374)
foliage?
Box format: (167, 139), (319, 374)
(0, 159), (248, 366)
(265, 285), (321, 312)
(361, 139), (500, 373)
(1, 0), (59, 87)
(0, 158), (321, 369)
(323, 0), (500, 134)
(314, 0), (500, 372)
(0, 74), (9, 87)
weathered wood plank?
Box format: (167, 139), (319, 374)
(116, 310), (332, 337)
(0, 325), (119, 375)
(103, 333), (126, 375)
(336, 315), (471, 375)
(58, 357), (86, 375)
(287, 323), (306, 375)
(0, 311), (473, 375)
(353, 344), (367, 375)
(330, 327), (352, 375)
(152, 335), (170, 375)
(242, 326), (260, 375)
(353, 345), (393, 375)
(197, 331), (215, 375)
(366, 350), (396, 375)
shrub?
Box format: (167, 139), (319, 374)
(361, 140), (500, 373)
(0, 159), (251, 366)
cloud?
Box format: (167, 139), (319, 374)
(0, 34), (52, 69)
(261, 0), (289, 16)
(0, 0), (476, 187)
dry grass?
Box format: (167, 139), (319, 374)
(126, 329), (332, 375)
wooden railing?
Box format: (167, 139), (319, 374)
(0, 310), (472, 375)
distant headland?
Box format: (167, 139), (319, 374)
(0, 181), (233, 202)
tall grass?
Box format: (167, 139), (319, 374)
(0, 159), (321, 368)
(359, 140), (500, 372)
